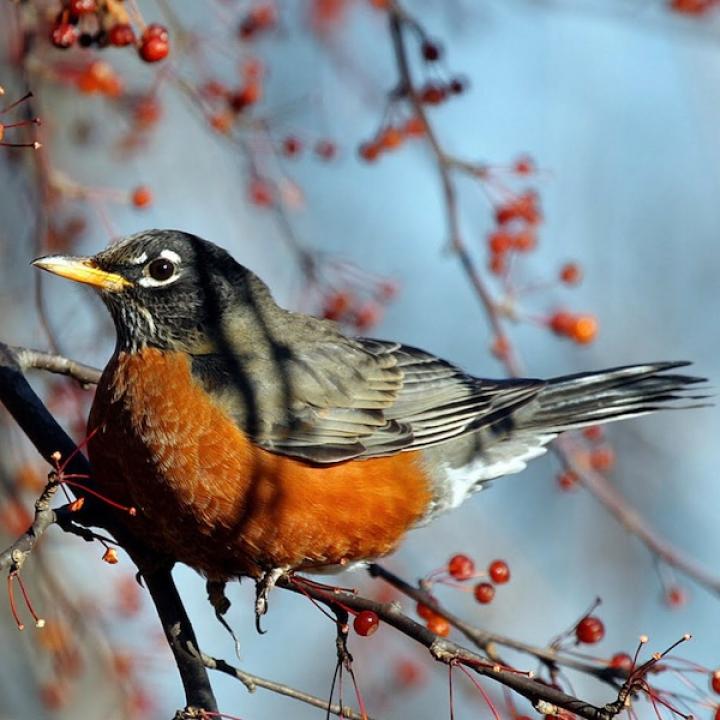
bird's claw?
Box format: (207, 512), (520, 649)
(254, 567), (285, 634)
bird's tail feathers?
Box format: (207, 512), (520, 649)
(520, 362), (709, 433)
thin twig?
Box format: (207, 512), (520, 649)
(201, 653), (371, 720)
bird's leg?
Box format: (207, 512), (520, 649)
(206, 580), (241, 657)
(254, 567), (286, 633)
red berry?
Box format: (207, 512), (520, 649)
(488, 230), (512, 254)
(560, 262), (582, 285)
(353, 302), (381, 331)
(353, 610), (380, 637)
(282, 136), (302, 157)
(610, 652), (633, 672)
(416, 602), (438, 621)
(420, 83), (447, 105)
(421, 39), (441, 61)
(142, 23), (169, 42)
(447, 553), (475, 580)
(513, 155), (535, 175)
(549, 311), (575, 336)
(583, 426), (604, 442)
(557, 470), (578, 491)
(359, 141), (380, 162)
(665, 585), (687, 608)
(51, 23), (79, 49)
(131, 186), (153, 209)
(69, 0), (97, 14)
(511, 229), (537, 252)
(403, 116), (425, 137)
(473, 582), (495, 604)
(488, 560), (510, 584)
(249, 178), (273, 207)
(315, 139), (336, 160)
(139, 37), (169, 62)
(575, 616), (605, 644)
(715, 706), (720, 720)
(710, 670), (720, 694)
(427, 615), (450, 637)
(108, 23), (136, 47)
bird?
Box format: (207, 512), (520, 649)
(33, 229), (705, 615)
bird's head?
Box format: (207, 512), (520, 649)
(33, 229), (273, 353)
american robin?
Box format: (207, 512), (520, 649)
(33, 229), (704, 609)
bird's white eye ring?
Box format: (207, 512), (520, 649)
(147, 257), (175, 281)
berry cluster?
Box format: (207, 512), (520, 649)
(202, 59), (264, 135)
(50, 2), (170, 63)
(487, 186), (542, 275)
(555, 426), (615, 491)
(416, 555), (513, 637)
(358, 116), (425, 163)
(321, 278), (397, 332)
(415, 38), (468, 107)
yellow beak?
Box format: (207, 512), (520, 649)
(32, 255), (132, 292)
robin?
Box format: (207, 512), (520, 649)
(33, 229), (704, 615)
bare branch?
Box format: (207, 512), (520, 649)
(201, 653), (371, 720)
(280, 576), (619, 720)
(14, 346), (102, 386)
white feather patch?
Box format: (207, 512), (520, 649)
(442, 434), (556, 510)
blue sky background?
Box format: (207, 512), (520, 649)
(2, 2), (720, 718)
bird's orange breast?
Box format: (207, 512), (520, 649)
(88, 348), (433, 579)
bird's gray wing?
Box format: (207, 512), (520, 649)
(191, 334), (544, 464)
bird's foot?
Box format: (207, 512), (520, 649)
(206, 580), (241, 658)
(254, 567), (286, 634)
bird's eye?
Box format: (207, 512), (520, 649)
(147, 258), (175, 281)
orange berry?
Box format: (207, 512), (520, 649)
(427, 615), (450, 637)
(403, 116), (426, 136)
(209, 112), (234, 134)
(380, 126), (403, 150)
(488, 230), (512, 254)
(560, 262), (582, 285)
(570, 315), (598, 344)
(131, 186), (153, 209)
(512, 229), (537, 252)
(589, 446), (615, 472)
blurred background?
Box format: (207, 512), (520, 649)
(1, 1), (720, 718)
